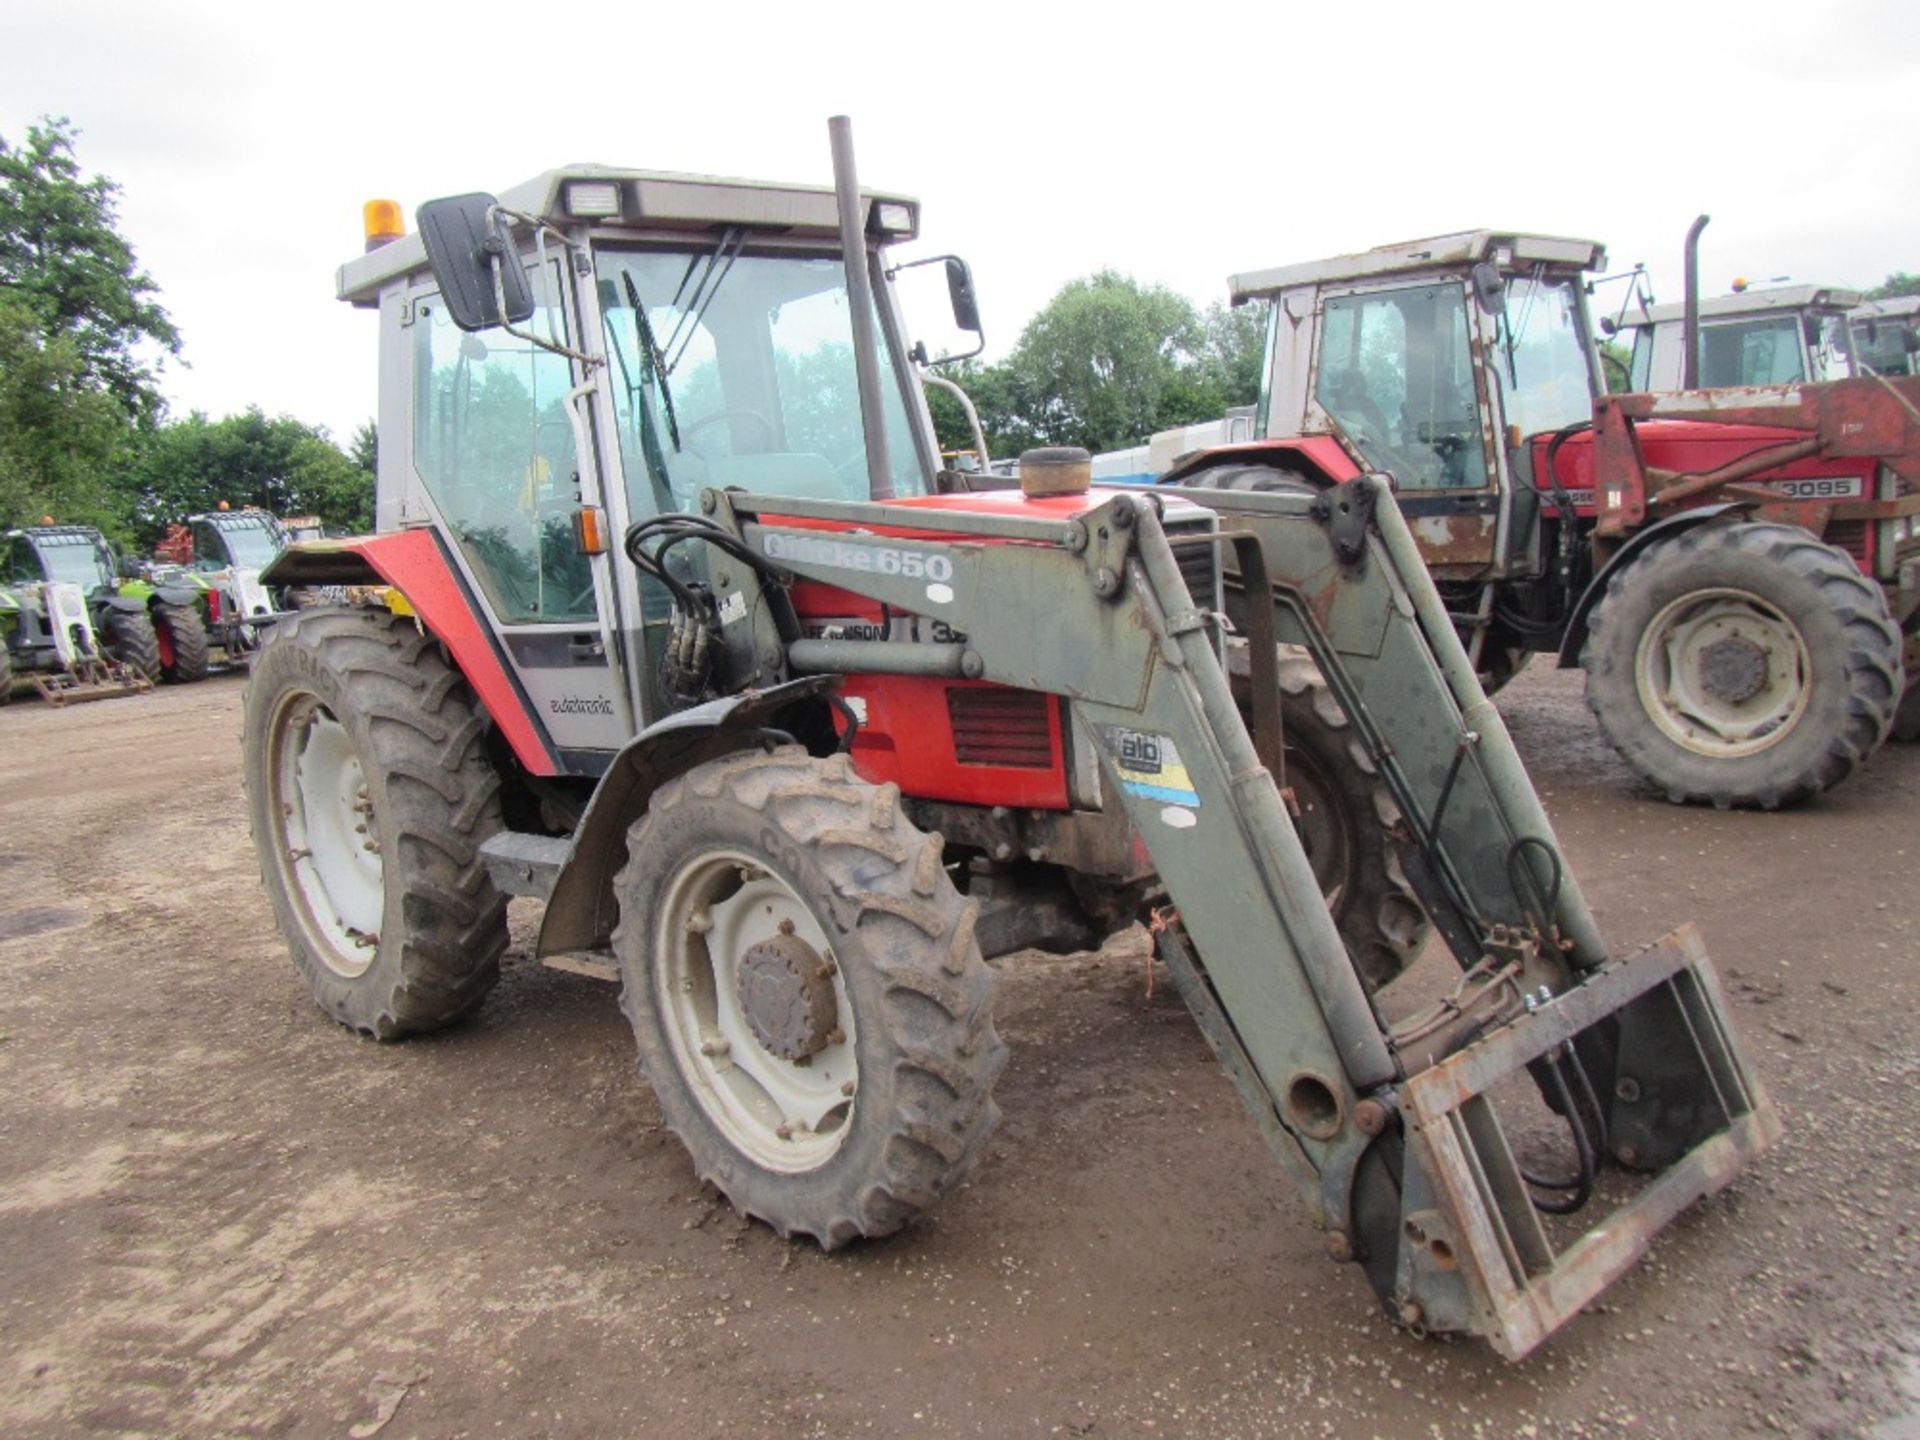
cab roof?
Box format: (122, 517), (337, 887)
(1229, 230), (1606, 303)
(338, 164), (920, 307)
(1615, 284), (1864, 330)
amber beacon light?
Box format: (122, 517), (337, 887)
(363, 199), (405, 251)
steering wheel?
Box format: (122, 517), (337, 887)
(680, 407), (776, 454)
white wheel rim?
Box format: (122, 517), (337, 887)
(270, 693), (384, 977)
(1634, 587), (1812, 758)
(655, 849), (856, 1173)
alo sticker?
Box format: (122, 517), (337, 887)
(718, 591), (747, 625)
(1103, 727), (1200, 810)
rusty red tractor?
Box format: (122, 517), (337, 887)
(1159, 231), (1920, 808)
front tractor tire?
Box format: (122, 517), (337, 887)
(613, 747), (1006, 1249)
(243, 608), (508, 1037)
(1581, 522), (1901, 809)
(102, 606), (161, 682)
(154, 601), (211, 683)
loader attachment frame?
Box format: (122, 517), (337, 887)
(686, 475), (1777, 1354)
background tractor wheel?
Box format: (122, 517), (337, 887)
(243, 608), (508, 1038)
(1893, 616), (1920, 743)
(1581, 521), (1900, 809)
(1181, 461), (1315, 494)
(613, 747), (1006, 1249)
(1229, 645), (1429, 989)
(101, 607), (161, 682)
(154, 601), (211, 683)
(0, 634), (12, 704)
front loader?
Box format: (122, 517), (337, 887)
(246, 120), (1777, 1357)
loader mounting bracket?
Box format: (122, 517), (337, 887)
(1310, 477), (1377, 568)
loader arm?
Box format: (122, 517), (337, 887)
(705, 477), (1779, 1357)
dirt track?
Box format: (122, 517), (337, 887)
(0, 665), (1916, 1439)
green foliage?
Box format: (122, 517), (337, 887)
(350, 420), (378, 477)
(124, 410), (373, 545)
(0, 118), (179, 423)
(1867, 272), (1920, 300)
(925, 272), (1267, 464)
(1599, 340), (1634, 394)
(0, 293), (142, 536)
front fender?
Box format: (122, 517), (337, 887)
(96, 592), (151, 615)
(150, 584), (201, 608)
(1556, 503), (1751, 667)
(536, 677), (841, 958)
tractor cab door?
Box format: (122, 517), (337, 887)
(404, 255), (632, 772)
(1308, 280), (1502, 578)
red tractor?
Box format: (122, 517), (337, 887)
(246, 123), (1776, 1356)
(1159, 231), (1920, 808)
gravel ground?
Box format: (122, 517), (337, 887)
(0, 663), (1915, 1439)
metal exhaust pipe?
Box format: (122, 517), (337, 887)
(828, 116), (895, 500)
(1681, 213), (1710, 390)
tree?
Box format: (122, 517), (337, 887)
(0, 118), (179, 423)
(1868, 272), (1920, 300)
(125, 409), (372, 545)
(0, 294), (140, 534)
(997, 271), (1208, 454)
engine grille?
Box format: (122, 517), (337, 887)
(948, 687), (1053, 768)
(1824, 519), (1872, 568)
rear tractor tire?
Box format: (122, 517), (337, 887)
(613, 747), (1006, 1249)
(243, 608), (508, 1037)
(1230, 645), (1430, 990)
(1581, 521), (1900, 809)
(154, 601), (211, 683)
(102, 606), (161, 682)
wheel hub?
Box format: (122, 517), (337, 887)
(736, 931), (839, 1062)
(1697, 635), (1769, 705)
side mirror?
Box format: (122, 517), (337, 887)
(946, 257), (982, 334)
(1470, 260), (1507, 316)
(416, 193), (535, 332)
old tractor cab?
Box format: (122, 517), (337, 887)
(1163, 230), (1919, 806)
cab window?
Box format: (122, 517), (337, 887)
(1316, 284), (1488, 490)
(413, 261), (595, 623)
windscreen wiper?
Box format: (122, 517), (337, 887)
(660, 227), (745, 374)
(622, 271), (679, 478)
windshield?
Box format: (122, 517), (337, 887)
(1494, 274), (1598, 436)
(1700, 316), (1805, 387)
(32, 535), (112, 589)
(212, 520), (283, 569)
(595, 244), (926, 519)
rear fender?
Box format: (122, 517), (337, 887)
(1157, 436), (1361, 489)
(1556, 503), (1750, 667)
(263, 531), (561, 777)
(536, 677), (840, 958)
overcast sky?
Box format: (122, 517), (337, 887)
(5, 0), (1916, 445)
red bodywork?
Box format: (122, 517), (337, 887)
(298, 530), (560, 777)
(325, 493), (1131, 802)
(772, 489), (1126, 810)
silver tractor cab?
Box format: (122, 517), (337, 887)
(332, 162), (983, 759)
